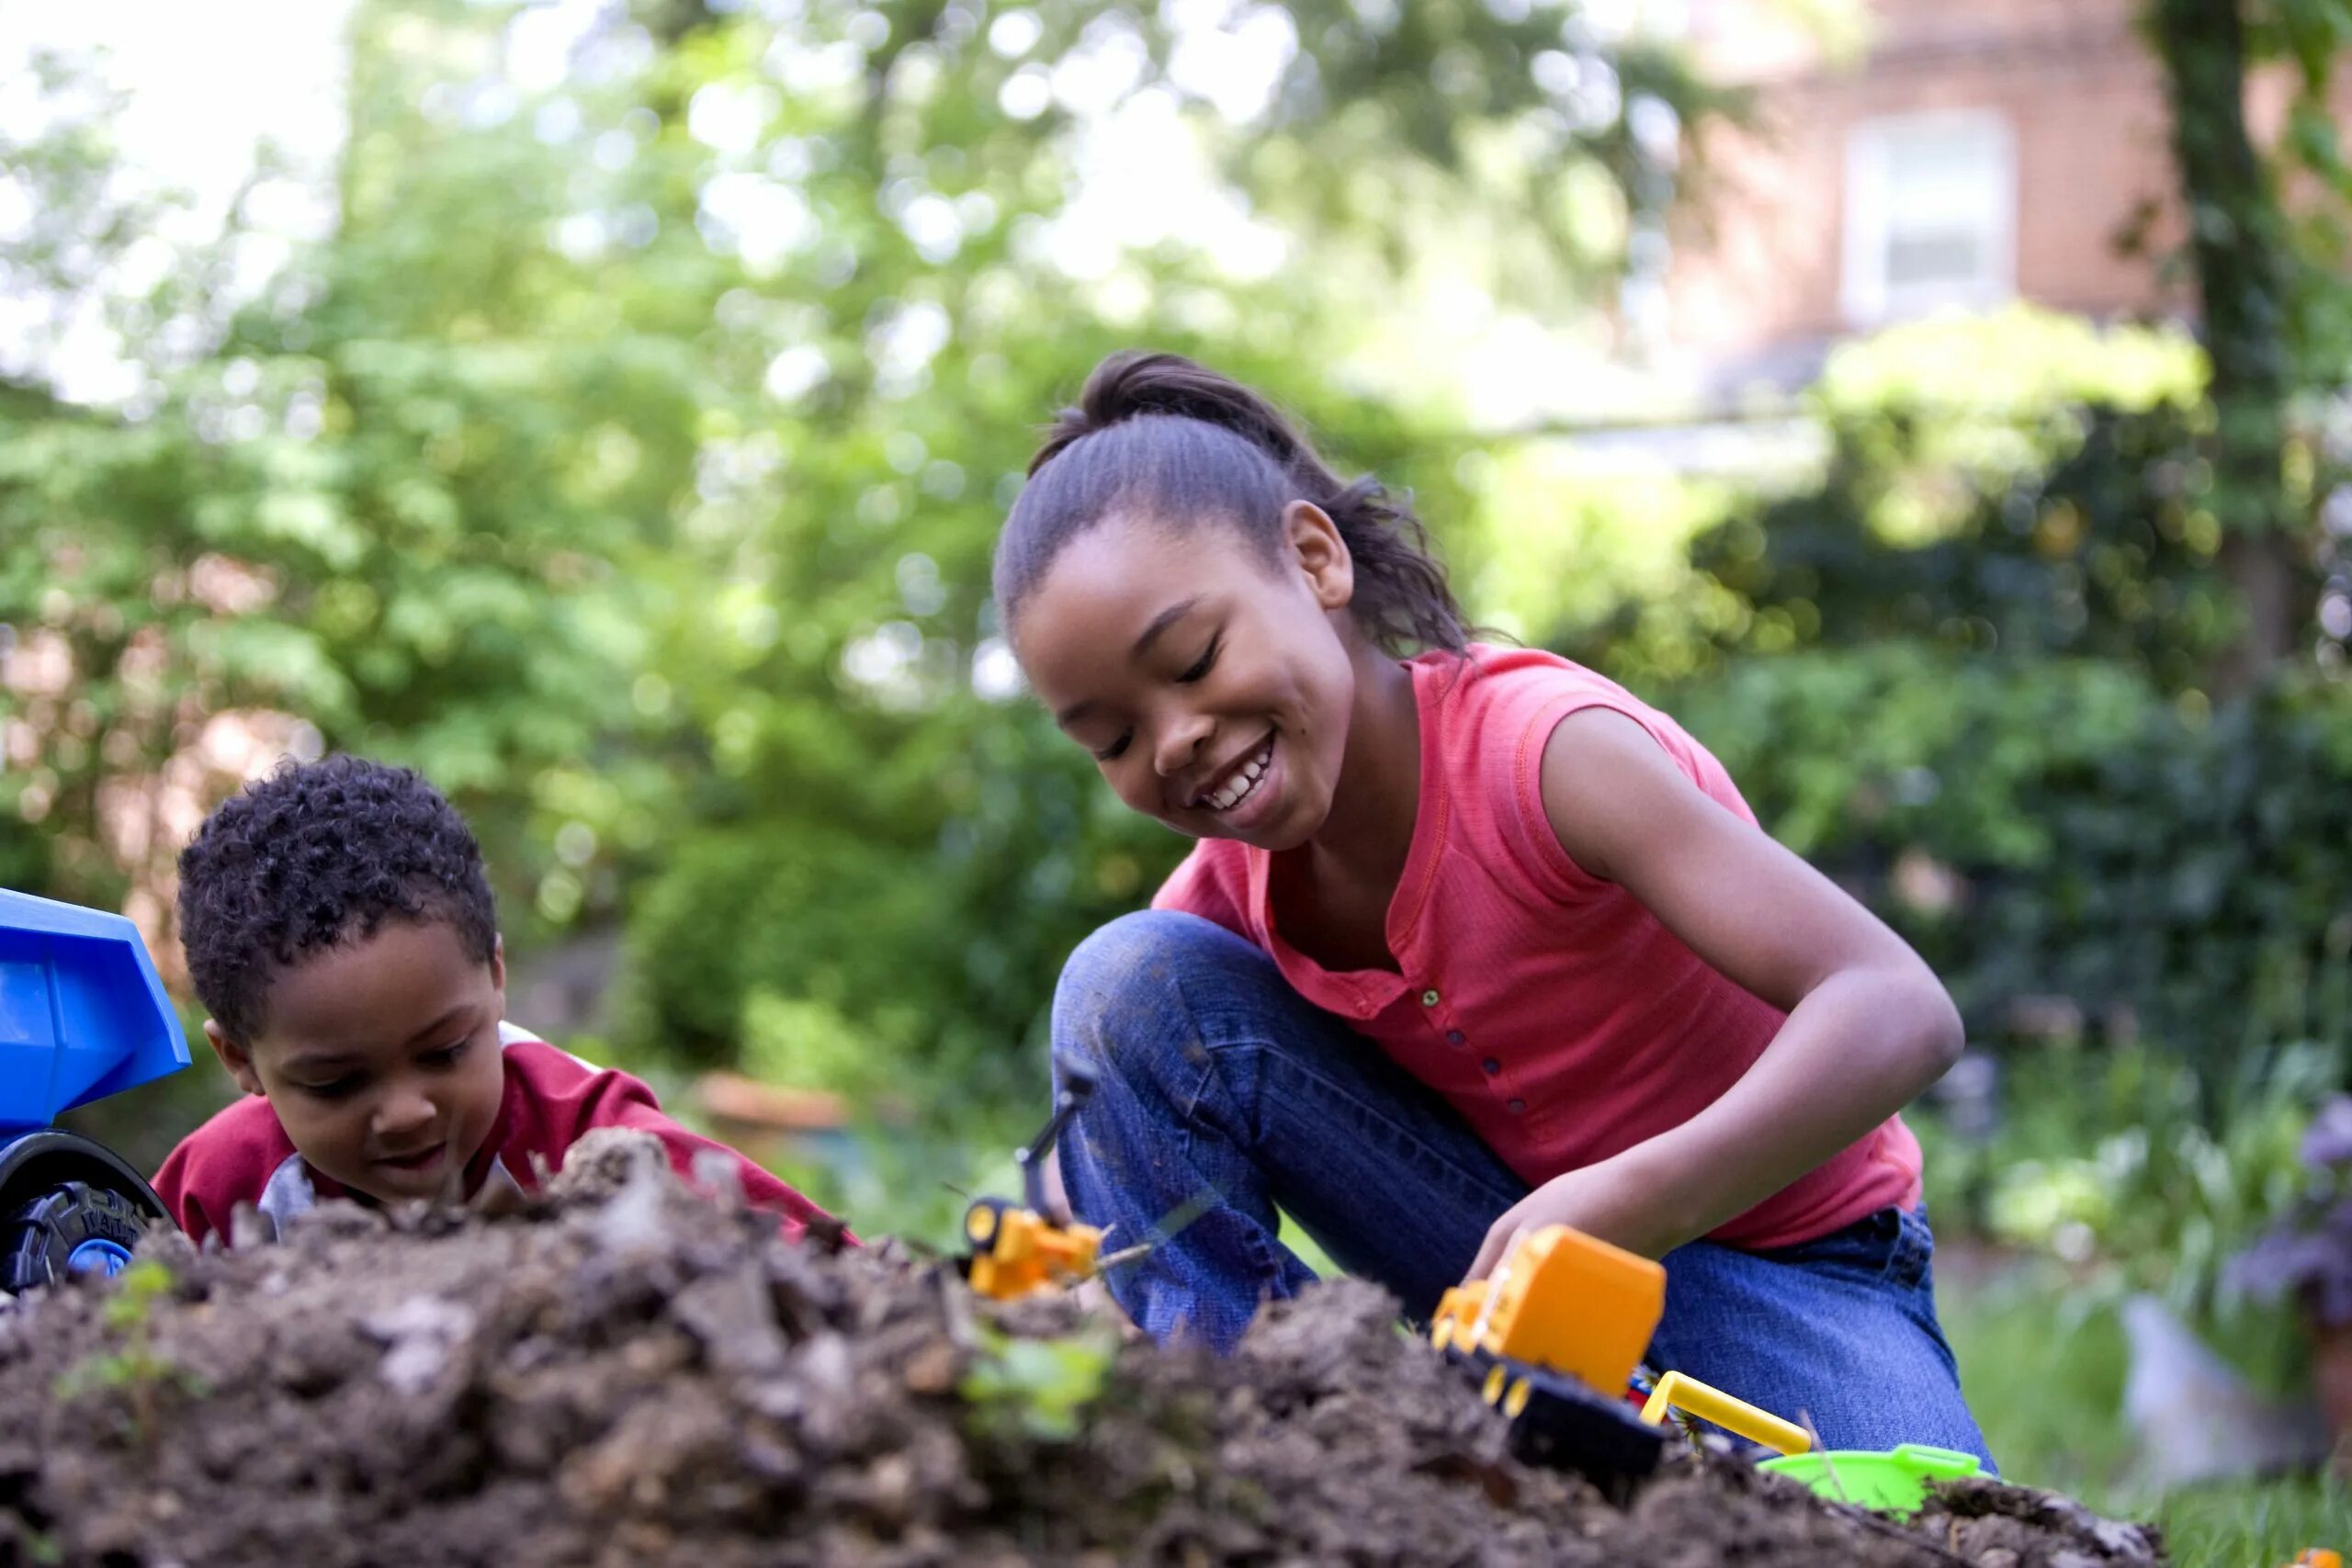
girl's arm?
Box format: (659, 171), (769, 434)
(1465, 707), (1962, 1278)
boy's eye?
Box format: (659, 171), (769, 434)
(1093, 732), (1132, 761)
(300, 1075), (362, 1100)
(420, 1038), (470, 1068)
(1177, 636), (1219, 684)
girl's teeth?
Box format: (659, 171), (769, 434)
(1208, 739), (1273, 812)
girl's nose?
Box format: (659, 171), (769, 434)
(1152, 709), (1214, 777)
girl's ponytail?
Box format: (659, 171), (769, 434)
(999, 352), (1469, 657)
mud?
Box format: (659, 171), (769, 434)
(0, 1143), (2163, 1567)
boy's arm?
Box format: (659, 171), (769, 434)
(152, 1099), (304, 1247)
(506, 1041), (850, 1242)
(151, 1141), (211, 1243)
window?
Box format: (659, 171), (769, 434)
(1841, 111), (2015, 326)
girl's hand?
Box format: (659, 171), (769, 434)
(1464, 1153), (1688, 1281)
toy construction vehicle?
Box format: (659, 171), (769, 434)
(960, 1063), (1104, 1302)
(1431, 1224), (1807, 1491)
(0, 889), (189, 1292)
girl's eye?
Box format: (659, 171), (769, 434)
(421, 1039), (469, 1069)
(1093, 732), (1132, 761)
(1177, 637), (1219, 684)
(303, 1076), (361, 1100)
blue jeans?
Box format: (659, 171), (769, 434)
(1051, 909), (1996, 1469)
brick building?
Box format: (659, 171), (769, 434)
(1655, 0), (2327, 401)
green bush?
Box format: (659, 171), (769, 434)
(1675, 649), (2352, 1071)
(1685, 396), (2234, 691)
(1916, 1040), (2337, 1310)
(1507, 311), (2352, 1078)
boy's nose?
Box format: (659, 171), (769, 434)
(373, 1089), (437, 1140)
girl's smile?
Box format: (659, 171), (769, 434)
(1191, 729), (1275, 818)
(1014, 512), (1363, 853)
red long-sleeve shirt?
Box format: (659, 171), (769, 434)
(153, 1025), (844, 1247)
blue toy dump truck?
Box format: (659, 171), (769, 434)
(0, 888), (189, 1292)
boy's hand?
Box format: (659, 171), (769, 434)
(1464, 1153), (1690, 1282)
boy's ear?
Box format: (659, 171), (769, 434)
(1283, 500), (1354, 611)
(490, 932), (507, 1014)
(203, 1021), (266, 1098)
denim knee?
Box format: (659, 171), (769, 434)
(1052, 909), (1241, 1084)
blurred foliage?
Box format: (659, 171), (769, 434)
(1555, 310), (2233, 685)
(13, 41), (2352, 1552)
(2143, 0), (2352, 689)
(2176, 0), (2352, 395)
(4, 0), (2348, 1259)
(1917, 1042), (2339, 1312)
(1940, 1267), (2348, 1552)
(1676, 653), (2352, 1066)
(1693, 396), (2233, 687)
(1922, 1055), (2345, 1563)
(1504, 310), (2352, 1077)
(958, 1321), (1119, 1442)
(1, 0), (1707, 1151)
(2231, 1089), (2352, 1325)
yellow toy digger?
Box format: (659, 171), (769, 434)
(1431, 1224), (1808, 1491)
(959, 1064), (1106, 1301)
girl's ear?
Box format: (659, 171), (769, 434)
(1283, 500), (1354, 611)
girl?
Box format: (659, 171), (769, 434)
(993, 351), (1992, 1462)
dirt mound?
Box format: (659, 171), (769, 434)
(0, 1148), (2164, 1567)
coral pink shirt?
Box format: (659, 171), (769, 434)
(1153, 643), (1922, 1249)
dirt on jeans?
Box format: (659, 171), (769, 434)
(0, 1132), (2165, 1568)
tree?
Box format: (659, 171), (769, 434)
(2143, 0), (2352, 691)
(2, 0), (1714, 1133)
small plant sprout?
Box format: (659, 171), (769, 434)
(957, 1323), (1118, 1441)
(54, 1258), (205, 1446)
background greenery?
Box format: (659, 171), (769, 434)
(6, 0), (2350, 1557)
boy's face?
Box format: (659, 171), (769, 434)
(206, 919), (509, 1205)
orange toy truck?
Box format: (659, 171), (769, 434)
(1432, 1224), (1807, 1488)
(960, 1065), (1105, 1302)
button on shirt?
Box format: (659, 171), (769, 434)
(1152, 644), (1923, 1251)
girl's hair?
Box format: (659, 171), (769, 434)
(993, 352), (1469, 655)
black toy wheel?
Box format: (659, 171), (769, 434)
(1, 1179), (147, 1292)
(1495, 1363), (1669, 1498)
(0, 1129), (171, 1294)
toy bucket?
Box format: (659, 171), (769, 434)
(1758, 1442), (1982, 1514)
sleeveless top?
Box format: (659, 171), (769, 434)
(1154, 643), (1922, 1248)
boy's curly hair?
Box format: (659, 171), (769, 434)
(177, 755), (498, 1043)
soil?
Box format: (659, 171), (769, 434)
(0, 1134), (2166, 1567)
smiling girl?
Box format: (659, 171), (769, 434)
(993, 351), (1993, 1461)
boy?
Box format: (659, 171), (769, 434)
(156, 754), (843, 1247)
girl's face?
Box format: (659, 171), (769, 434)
(1014, 503), (1361, 852)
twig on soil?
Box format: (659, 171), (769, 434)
(1092, 1242), (1157, 1274)
(1800, 1412), (1850, 1505)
